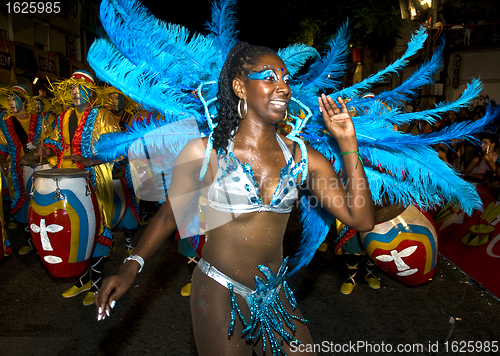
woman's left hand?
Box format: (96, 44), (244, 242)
(318, 94), (356, 140)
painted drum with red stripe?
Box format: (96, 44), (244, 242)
(28, 169), (100, 277)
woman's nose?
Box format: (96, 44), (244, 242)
(276, 81), (290, 95)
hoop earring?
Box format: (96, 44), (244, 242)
(238, 98), (247, 119)
(283, 109), (288, 119)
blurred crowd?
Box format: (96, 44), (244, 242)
(406, 99), (500, 200)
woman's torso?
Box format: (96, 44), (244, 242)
(200, 133), (303, 287)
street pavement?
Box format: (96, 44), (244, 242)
(1, 214), (499, 356)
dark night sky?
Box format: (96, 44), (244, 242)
(132, 0), (301, 50)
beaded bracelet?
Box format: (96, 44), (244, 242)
(123, 254), (144, 273)
(340, 150), (363, 168)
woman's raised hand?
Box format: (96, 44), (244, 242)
(318, 94), (356, 140)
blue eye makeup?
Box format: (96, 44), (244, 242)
(248, 69), (278, 81)
(248, 69), (291, 84)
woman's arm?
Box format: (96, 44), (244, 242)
(95, 137), (208, 320)
(305, 95), (374, 232)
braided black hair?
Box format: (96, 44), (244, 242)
(212, 42), (276, 153)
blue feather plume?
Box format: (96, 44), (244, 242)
(300, 21), (351, 94)
(277, 44), (320, 77)
(374, 38), (445, 110)
(95, 116), (201, 202)
(342, 39), (445, 118)
(205, 0), (239, 63)
(333, 26), (428, 100)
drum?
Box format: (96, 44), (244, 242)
(21, 151), (52, 198)
(28, 169), (101, 278)
(360, 204), (438, 286)
(111, 168), (126, 229)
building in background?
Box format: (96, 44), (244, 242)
(374, 0), (500, 110)
(0, 0), (100, 96)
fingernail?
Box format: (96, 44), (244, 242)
(98, 307), (102, 314)
(110, 301), (116, 309)
(106, 310), (110, 317)
(98, 314), (102, 321)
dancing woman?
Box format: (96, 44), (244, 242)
(95, 42), (374, 356)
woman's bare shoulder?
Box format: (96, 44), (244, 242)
(179, 136), (210, 156)
(174, 136), (211, 167)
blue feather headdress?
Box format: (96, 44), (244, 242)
(90, 0), (499, 276)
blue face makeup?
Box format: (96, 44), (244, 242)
(72, 84), (93, 107)
(248, 69), (291, 85)
(8, 95), (23, 113)
(35, 99), (44, 113)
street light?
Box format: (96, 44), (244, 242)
(420, 0), (432, 10)
(399, 0), (433, 21)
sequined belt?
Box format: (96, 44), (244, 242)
(198, 258), (282, 306)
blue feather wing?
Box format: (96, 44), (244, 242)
(90, 2), (500, 276)
(374, 39), (445, 110)
(333, 26), (428, 100)
(88, 39), (201, 119)
(94, 116), (202, 202)
(100, 0), (220, 81)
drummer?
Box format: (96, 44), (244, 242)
(33, 93), (57, 140)
(0, 85), (53, 255)
(36, 71), (121, 306)
(104, 86), (141, 254)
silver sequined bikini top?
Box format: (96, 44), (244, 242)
(207, 134), (306, 214)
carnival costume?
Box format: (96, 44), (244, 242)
(33, 95), (57, 134)
(44, 71), (121, 305)
(103, 86), (141, 253)
(0, 110), (8, 258)
(0, 85), (53, 255)
(0, 86), (48, 219)
(88, 0), (499, 354)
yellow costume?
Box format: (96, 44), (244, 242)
(44, 106), (120, 247)
(0, 86), (53, 230)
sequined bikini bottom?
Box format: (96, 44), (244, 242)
(198, 257), (307, 355)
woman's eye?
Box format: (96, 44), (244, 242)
(267, 71), (279, 82)
(248, 69), (278, 82)
(248, 70), (290, 84)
